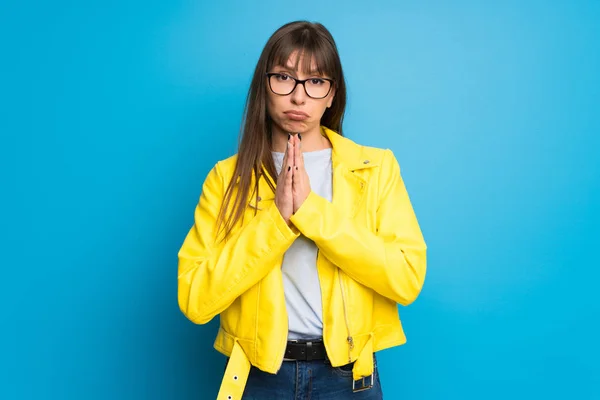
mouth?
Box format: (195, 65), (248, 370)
(284, 110), (309, 121)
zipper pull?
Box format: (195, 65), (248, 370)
(347, 336), (354, 350)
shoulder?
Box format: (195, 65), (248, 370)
(335, 133), (399, 171)
(362, 144), (395, 166)
(214, 153), (239, 176)
(201, 153), (239, 191)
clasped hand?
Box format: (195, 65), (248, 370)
(275, 133), (311, 225)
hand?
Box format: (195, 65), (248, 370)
(275, 134), (294, 225)
(292, 134), (311, 214)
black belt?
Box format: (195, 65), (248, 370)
(284, 339), (327, 361)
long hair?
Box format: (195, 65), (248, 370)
(216, 21), (347, 242)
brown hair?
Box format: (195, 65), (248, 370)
(216, 21), (347, 242)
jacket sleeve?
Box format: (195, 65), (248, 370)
(289, 149), (426, 306)
(178, 162), (299, 324)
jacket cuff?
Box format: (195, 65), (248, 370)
(266, 201), (301, 240)
(289, 191), (325, 236)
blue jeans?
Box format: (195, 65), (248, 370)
(240, 355), (383, 399)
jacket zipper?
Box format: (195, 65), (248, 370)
(338, 269), (354, 363)
(316, 248), (354, 364)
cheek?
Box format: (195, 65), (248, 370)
(265, 94), (278, 118)
(266, 92), (284, 113)
(314, 101), (330, 117)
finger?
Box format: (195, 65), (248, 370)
(292, 143), (300, 186)
(291, 134), (296, 171)
(282, 137), (289, 162)
(292, 135), (298, 185)
(296, 134), (304, 171)
(288, 134), (294, 168)
(292, 163), (298, 186)
(279, 135), (291, 180)
(286, 163), (293, 192)
(293, 134), (300, 171)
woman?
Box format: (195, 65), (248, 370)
(178, 20), (427, 400)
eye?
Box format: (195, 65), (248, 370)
(275, 73), (291, 81)
(310, 78), (325, 85)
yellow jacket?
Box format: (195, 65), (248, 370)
(178, 126), (427, 400)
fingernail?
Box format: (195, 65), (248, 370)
(298, 133), (302, 141)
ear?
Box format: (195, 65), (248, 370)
(326, 87), (336, 108)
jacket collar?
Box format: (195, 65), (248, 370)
(249, 126), (377, 214)
(321, 126), (377, 217)
(321, 126), (378, 171)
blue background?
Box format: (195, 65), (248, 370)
(2, 0), (599, 399)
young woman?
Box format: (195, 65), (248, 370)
(178, 21), (427, 400)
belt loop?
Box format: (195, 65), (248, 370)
(352, 333), (374, 392)
(306, 341), (313, 361)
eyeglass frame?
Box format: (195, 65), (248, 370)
(265, 72), (335, 99)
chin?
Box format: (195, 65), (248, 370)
(280, 121), (308, 134)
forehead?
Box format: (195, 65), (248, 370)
(273, 50), (321, 74)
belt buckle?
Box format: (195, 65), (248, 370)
(352, 373), (374, 393)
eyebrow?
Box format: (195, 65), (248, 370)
(274, 66), (322, 75)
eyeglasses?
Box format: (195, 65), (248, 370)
(266, 73), (334, 99)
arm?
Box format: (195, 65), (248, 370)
(178, 162), (299, 324)
(289, 149), (426, 305)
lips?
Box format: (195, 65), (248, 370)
(284, 110), (309, 120)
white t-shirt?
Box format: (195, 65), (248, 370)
(272, 147), (333, 339)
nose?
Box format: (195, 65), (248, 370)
(290, 81), (307, 105)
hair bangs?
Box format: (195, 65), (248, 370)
(268, 31), (337, 79)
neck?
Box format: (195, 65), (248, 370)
(271, 124), (332, 153)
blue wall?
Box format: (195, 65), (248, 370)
(2, 1), (599, 399)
